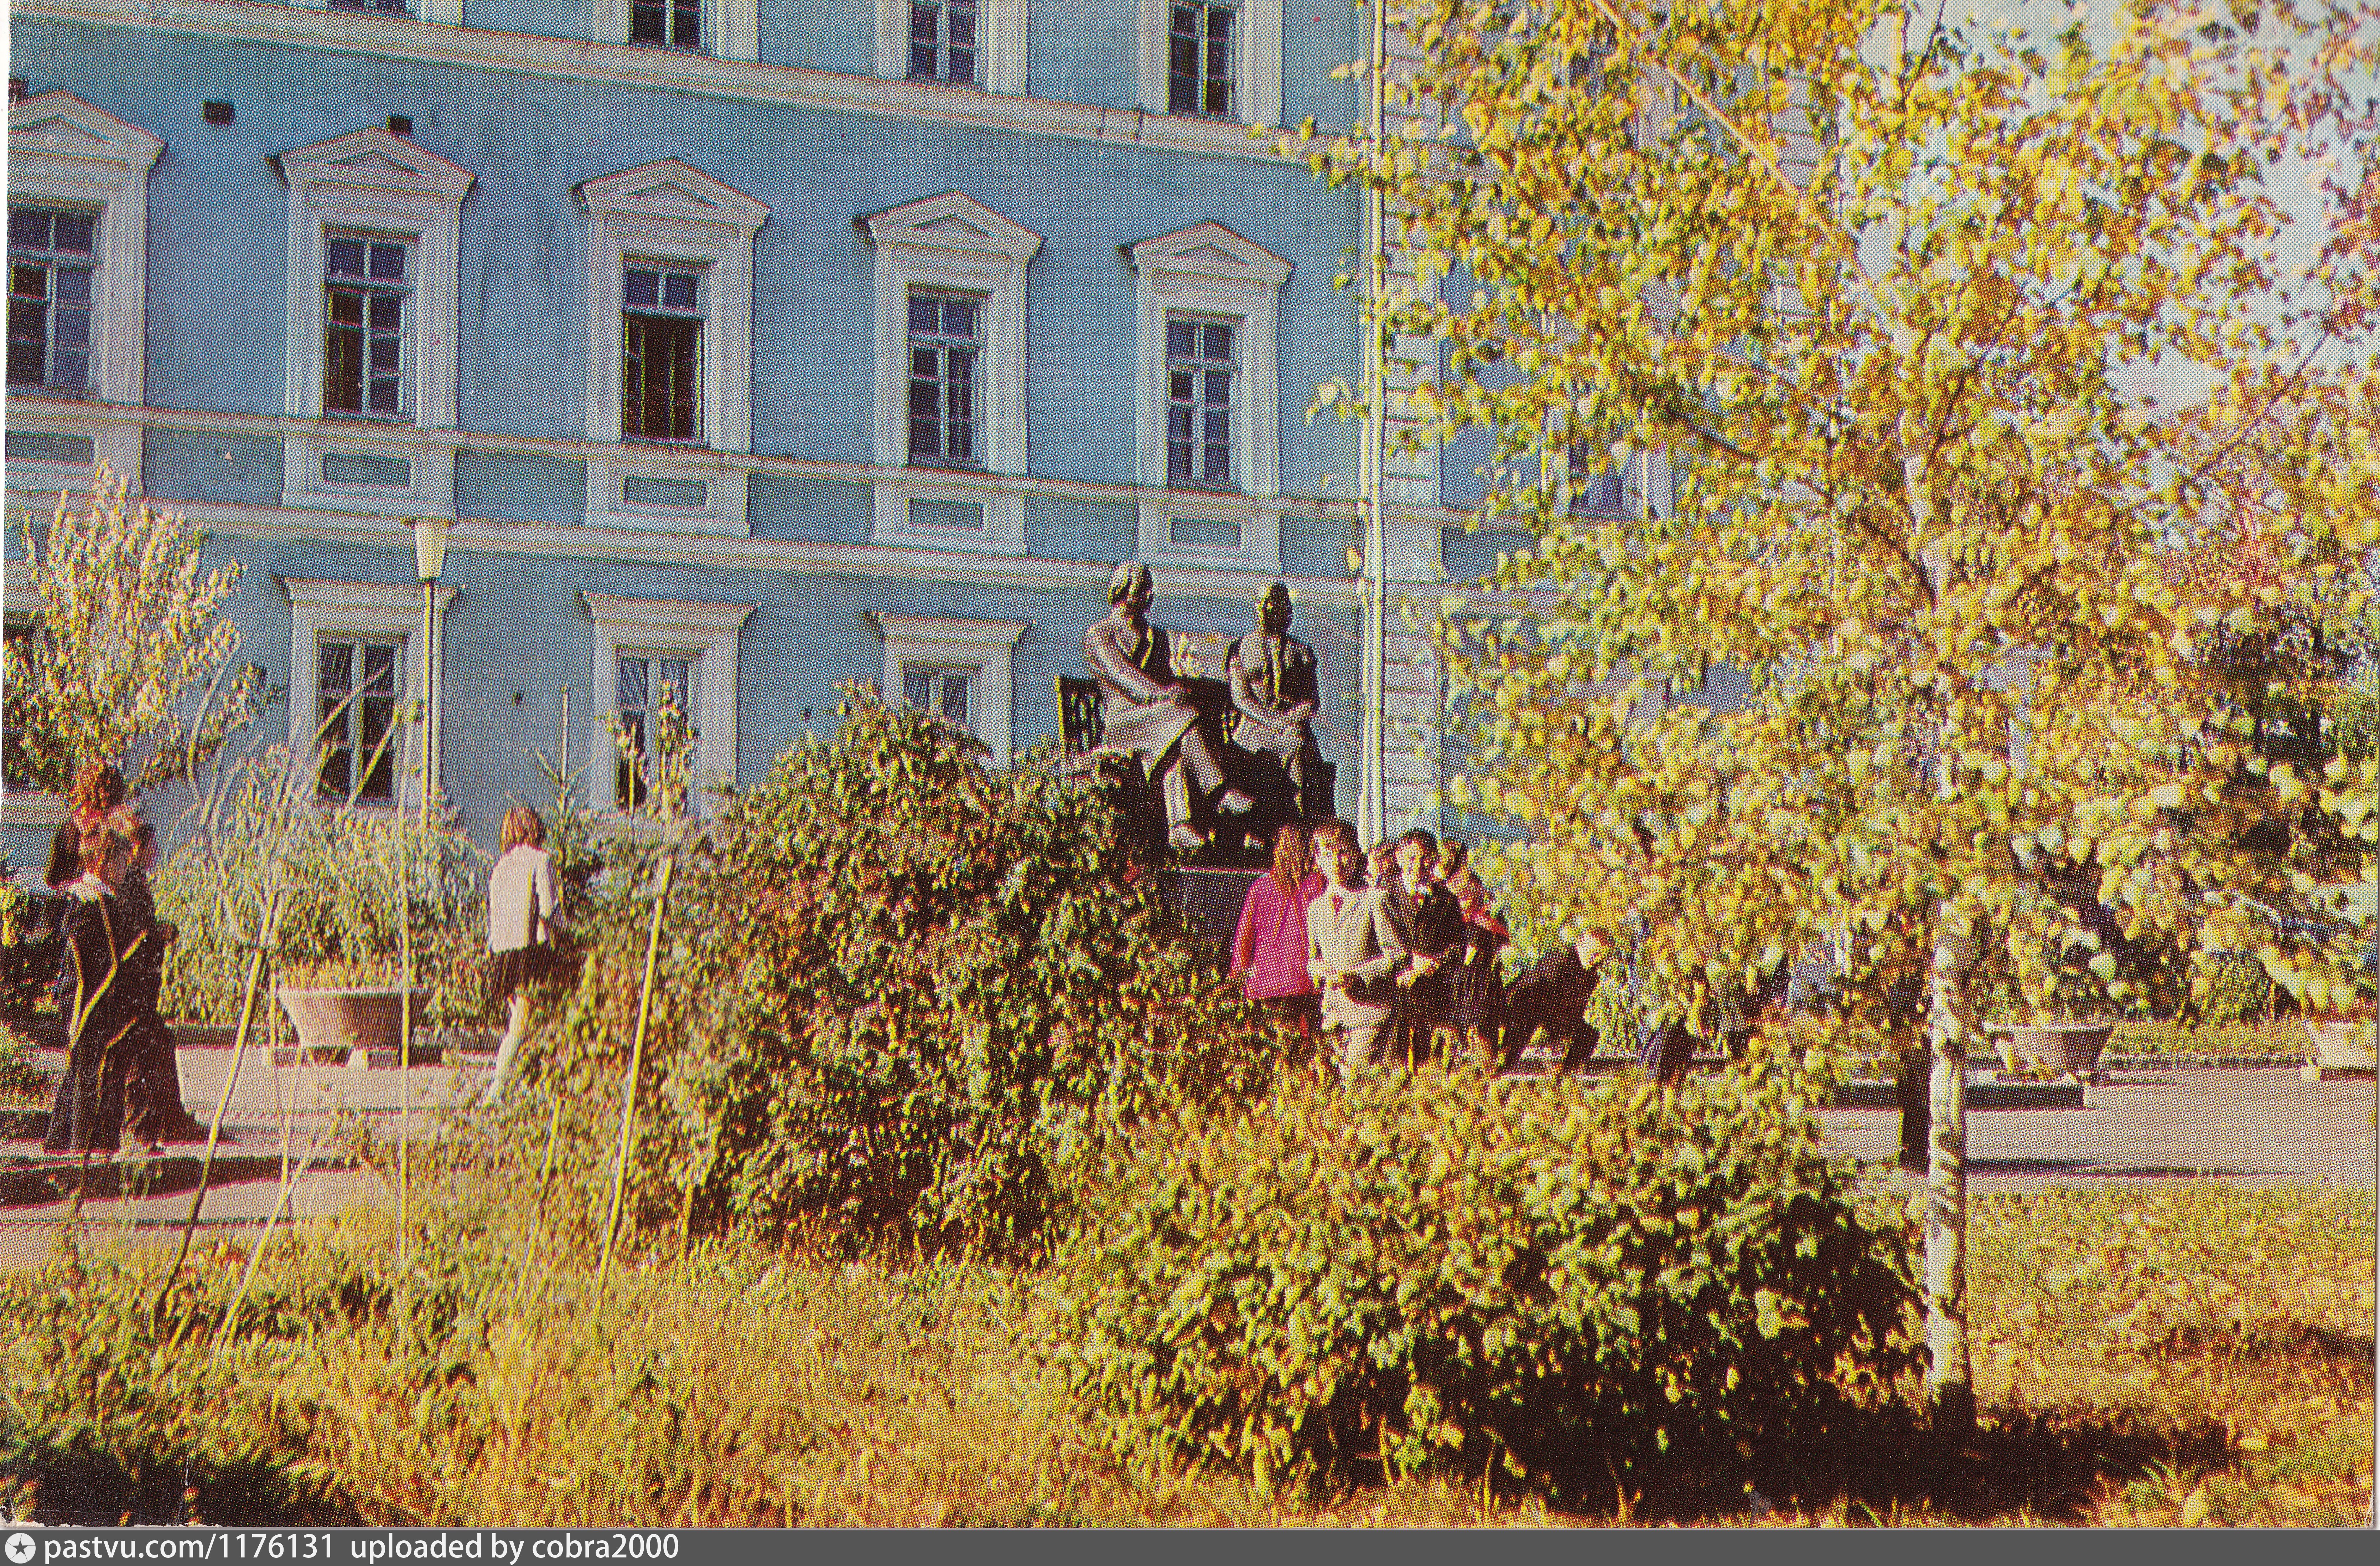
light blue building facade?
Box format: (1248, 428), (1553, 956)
(7, 0), (1492, 861)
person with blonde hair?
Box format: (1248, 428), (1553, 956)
(481, 805), (559, 1106)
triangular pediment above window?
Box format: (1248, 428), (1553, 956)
(1127, 222), (1291, 287)
(274, 128), (476, 199)
(576, 160), (770, 231)
(861, 192), (1043, 263)
(9, 92), (164, 173)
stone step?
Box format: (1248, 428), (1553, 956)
(1830, 1077), (2086, 1111)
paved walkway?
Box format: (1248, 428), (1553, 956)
(1820, 1063), (2377, 1193)
(0, 1042), (493, 1267)
(3, 1052), (2371, 1269)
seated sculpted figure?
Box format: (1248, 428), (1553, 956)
(1226, 581), (1323, 808)
(1083, 562), (1252, 851)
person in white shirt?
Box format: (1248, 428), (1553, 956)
(481, 805), (559, 1106)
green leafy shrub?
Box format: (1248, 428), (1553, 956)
(2330, 676), (2380, 763)
(1059, 1051), (1921, 1507)
(2192, 950), (2275, 1026)
(0, 1027), (42, 1103)
(157, 749), (488, 1027)
(523, 693), (1288, 1260)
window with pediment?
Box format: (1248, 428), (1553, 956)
(862, 192), (1041, 553)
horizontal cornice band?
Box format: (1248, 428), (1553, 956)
(5, 391), (1413, 521)
(83, 496), (1385, 605)
(16, 0), (1313, 163)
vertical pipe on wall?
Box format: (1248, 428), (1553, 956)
(1357, 0), (1390, 849)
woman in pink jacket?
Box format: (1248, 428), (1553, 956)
(1230, 821), (1324, 1045)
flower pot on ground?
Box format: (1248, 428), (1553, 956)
(1998, 1021), (2116, 1078)
(2303, 1017), (2377, 1078)
(273, 984), (438, 1066)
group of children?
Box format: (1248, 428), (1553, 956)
(1231, 818), (1615, 1078)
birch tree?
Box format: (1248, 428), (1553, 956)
(4, 466), (262, 795)
(1308, 0), (2380, 1432)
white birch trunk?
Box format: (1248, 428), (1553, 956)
(1923, 904), (1977, 1435)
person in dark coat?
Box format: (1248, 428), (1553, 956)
(1633, 953), (1795, 1087)
(1441, 870), (1509, 1068)
(1500, 927), (1613, 1072)
(1083, 562), (1251, 851)
(1380, 829), (1464, 1061)
(43, 809), (152, 1157)
(116, 815), (203, 1144)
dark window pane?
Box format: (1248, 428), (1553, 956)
(50, 213), (93, 254)
(368, 241), (405, 281)
(317, 734), (351, 800)
(662, 273), (698, 311)
(9, 209), (48, 250)
(327, 238), (367, 278)
(624, 268), (659, 308)
(8, 307), (46, 388)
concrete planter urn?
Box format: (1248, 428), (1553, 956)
(2303, 1017), (2377, 1079)
(1998, 1021), (2115, 1078)
(274, 986), (435, 1065)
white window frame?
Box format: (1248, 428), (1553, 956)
(876, 0), (1027, 94)
(281, 576), (455, 812)
(582, 592), (753, 815)
(863, 192), (1041, 555)
(274, 129), (473, 518)
(7, 93), (164, 487)
(1138, 0), (1282, 128)
(1129, 221), (1288, 571)
(594, 0), (760, 60)
(870, 613), (1029, 768)
(578, 161), (767, 534)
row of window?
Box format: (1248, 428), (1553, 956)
(7, 102), (1298, 534)
(291, 0), (1277, 124)
(315, 637), (688, 813)
(281, 586), (1023, 816)
(10, 206), (1262, 492)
